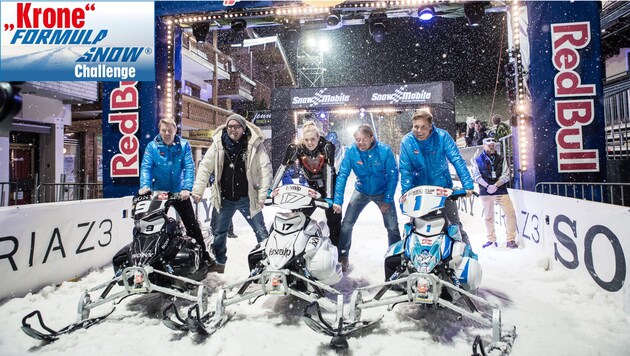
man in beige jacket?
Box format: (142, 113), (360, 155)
(192, 114), (272, 273)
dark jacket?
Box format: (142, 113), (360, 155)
(472, 150), (510, 196)
(271, 136), (336, 199)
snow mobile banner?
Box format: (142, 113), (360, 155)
(289, 82), (448, 109)
(0, 197), (133, 300)
(0, 1), (155, 81)
(526, 1), (606, 185)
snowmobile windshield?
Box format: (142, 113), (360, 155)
(131, 233), (160, 266)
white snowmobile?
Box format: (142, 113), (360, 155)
(305, 186), (516, 354)
(21, 191), (211, 341)
(161, 184), (346, 336)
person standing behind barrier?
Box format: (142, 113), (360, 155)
(465, 116), (476, 147)
(472, 137), (518, 249)
(399, 109), (475, 243)
(271, 121), (342, 247)
(472, 119), (488, 146)
(332, 124), (400, 272)
(488, 114), (511, 142)
(139, 118), (212, 264)
(192, 114), (272, 273)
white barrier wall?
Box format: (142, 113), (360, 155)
(0, 198), (133, 300)
(459, 189), (630, 313)
(0, 188), (214, 301)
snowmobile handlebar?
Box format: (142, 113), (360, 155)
(449, 188), (478, 200)
(137, 190), (184, 201)
(264, 185), (331, 210)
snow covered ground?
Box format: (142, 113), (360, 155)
(1, 183), (629, 356)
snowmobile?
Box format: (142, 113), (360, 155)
(21, 191), (211, 341)
(304, 186), (516, 354)
(161, 184), (349, 336)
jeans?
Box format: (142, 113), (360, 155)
(211, 207), (235, 236)
(213, 197), (268, 265)
(442, 199), (470, 244)
(338, 190), (401, 258)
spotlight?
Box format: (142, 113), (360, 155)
(464, 2), (485, 26)
(368, 13), (387, 43)
(418, 6), (435, 21)
(319, 112), (326, 119)
(326, 14), (340, 27)
(191, 22), (210, 43)
(284, 22), (301, 48)
(231, 18), (247, 32)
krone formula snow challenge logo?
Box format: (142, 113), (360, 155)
(0, 2), (154, 81)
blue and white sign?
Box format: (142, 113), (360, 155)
(0, 1), (154, 81)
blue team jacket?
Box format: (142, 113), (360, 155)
(399, 125), (474, 194)
(139, 135), (195, 192)
(334, 140), (398, 205)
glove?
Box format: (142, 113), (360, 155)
(487, 185), (498, 194)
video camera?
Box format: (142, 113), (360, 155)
(0, 82), (23, 136)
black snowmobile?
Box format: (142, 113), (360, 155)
(21, 191), (212, 341)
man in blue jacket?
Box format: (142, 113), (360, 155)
(332, 124), (400, 272)
(139, 118), (211, 263)
(399, 109), (475, 243)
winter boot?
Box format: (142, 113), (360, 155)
(209, 263), (225, 274)
(338, 257), (349, 273)
(506, 241), (519, 249)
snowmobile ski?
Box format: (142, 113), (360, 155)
(472, 325), (517, 356)
(302, 300), (383, 349)
(21, 308), (115, 342)
(161, 301), (234, 336)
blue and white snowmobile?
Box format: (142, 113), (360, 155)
(21, 191), (211, 342)
(162, 184), (346, 336)
(305, 186), (516, 354)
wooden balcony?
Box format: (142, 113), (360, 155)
(181, 94), (232, 133)
(182, 33), (231, 80)
(217, 72), (255, 101)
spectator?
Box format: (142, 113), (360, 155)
(399, 109), (475, 243)
(139, 118), (212, 264)
(472, 137), (518, 249)
(472, 119), (488, 146)
(456, 122), (467, 148)
(465, 116), (476, 147)
(489, 114), (511, 142)
(192, 114), (272, 273)
(332, 124), (400, 272)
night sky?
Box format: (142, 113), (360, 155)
(259, 12), (508, 95)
